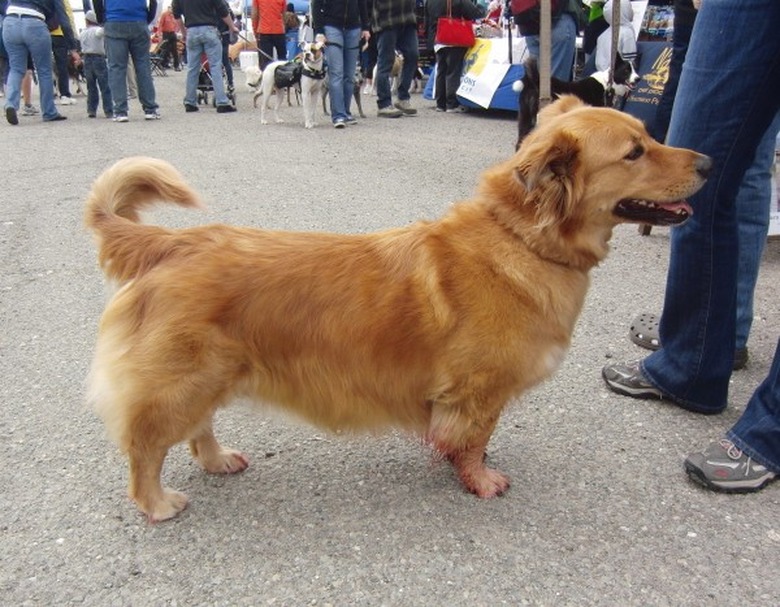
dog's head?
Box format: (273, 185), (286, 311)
(612, 54), (640, 94)
(244, 65), (263, 89)
(301, 34), (326, 66)
(485, 97), (711, 266)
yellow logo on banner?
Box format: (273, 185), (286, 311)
(644, 46), (672, 92)
(463, 39), (494, 78)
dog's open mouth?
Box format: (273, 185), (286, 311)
(614, 199), (693, 226)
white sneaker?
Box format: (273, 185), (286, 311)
(144, 111), (161, 120)
(21, 104), (40, 116)
(59, 96), (77, 105)
(393, 99), (417, 116)
(113, 114), (129, 123)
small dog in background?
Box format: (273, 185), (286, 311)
(371, 50), (403, 95)
(253, 36), (327, 128)
(515, 55), (640, 147)
(322, 65), (365, 119)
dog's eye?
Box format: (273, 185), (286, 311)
(624, 145), (644, 161)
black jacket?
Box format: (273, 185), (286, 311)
(311, 0), (370, 32)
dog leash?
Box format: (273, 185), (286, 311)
(605, 0), (621, 107)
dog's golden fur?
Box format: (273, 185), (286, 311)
(85, 98), (709, 521)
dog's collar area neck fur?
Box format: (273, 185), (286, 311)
(302, 66), (326, 80)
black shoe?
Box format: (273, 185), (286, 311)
(45, 114), (67, 122)
(184, 103), (199, 112)
(6, 107), (18, 125)
(217, 104), (236, 113)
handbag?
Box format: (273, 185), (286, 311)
(435, 0), (476, 48)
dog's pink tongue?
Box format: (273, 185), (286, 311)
(663, 200), (694, 216)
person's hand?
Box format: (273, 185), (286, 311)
(361, 30), (371, 43)
(69, 50), (81, 64)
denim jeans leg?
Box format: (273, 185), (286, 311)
(375, 27), (398, 109)
(342, 27), (360, 118)
(96, 59), (113, 115)
(21, 18), (58, 119)
(105, 24), (129, 116)
(85, 57), (99, 114)
(202, 27), (227, 105)
(641, 0), (780, 413)
(735, 111), (780, 350)
(396, 24), (418, 101)
(184, 31), (202, 106)
(2, 15), (26, 113)
(549, 13), (576, 81)
(127, 21), (157, 113)
(324, 26), (347, 121)
(727, 339), (780, 473)
(51, 34), (71, 97)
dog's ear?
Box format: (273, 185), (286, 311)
(536, 95), (585, 127)
(514, 129), (583, 227)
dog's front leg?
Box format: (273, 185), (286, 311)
(272, 91), (284, 123)
(428, 402), (509, 498)
(304, 88), (316, 129)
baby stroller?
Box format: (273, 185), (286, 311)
(196, 53), (236, 106)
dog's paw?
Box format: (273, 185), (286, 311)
(197, 448), (250, 474)
(464, 466), (510, 498)
(142, 488), (189, 523)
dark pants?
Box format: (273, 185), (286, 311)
(161, 31), (179, 69)
(51, 34), (71, 97)
(434, 46), (467, 110)
(83, 54), (113, 116)
(258, 33), (286, 70)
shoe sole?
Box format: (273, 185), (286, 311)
(685, 461), (777, 493)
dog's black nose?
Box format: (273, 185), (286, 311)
(696, 155), (713, 179)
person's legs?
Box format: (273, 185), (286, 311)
(323, 25), (346, 122)
(104, 23), (130, 117)
(549, 13), (576, 81)
(375, 27), (397, 110)
(727, 338), (780, 473)
(649, 21), (693, 143)
(395, 23), (418, 103)
(85, 55), (99, 115)
(735, 111), (780, 351)
(341, 27), (360, 119)
(640, 0), (780, 413)
(258, 35), (275, 70)
(274, 34), (287, 62)
(444, 46), (467, 109)
(2, 16), (25, 119)
(202, 27), (228, 106)
(128, 21), (158, 114)
(51, 34), (72, 98)
(95, 57), (113, 116)
(184, 29), (204, 106)
(22, 18), (58, 119)
(221, 35), (233, 88)
(434, 48), (447, 110)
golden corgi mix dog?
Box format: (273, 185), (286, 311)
(85, 97), (711, 522)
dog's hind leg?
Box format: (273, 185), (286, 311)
(427, 400), (509, 498)
(189, 416), (249, 474)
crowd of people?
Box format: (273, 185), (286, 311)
(1, 1), (778, 492)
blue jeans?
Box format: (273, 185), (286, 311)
(323, 25), (360, 122)
(185, 26), (229, 107)
(2, 14), (59, 120)
(735, 112), (780, 351)
(84, 55), (113, 116)
(375, 23), (418, 109)
(641, 0), (780, 416)
(104, 21), (158, 116)
(729, 339), (780, 474)
(523, 13), (577, 82)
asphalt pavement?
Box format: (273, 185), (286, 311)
(1, 68), (778, 606)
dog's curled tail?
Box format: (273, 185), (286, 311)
(85, 156), (204, 282)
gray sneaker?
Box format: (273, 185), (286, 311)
(602, 360), (664, 399)
(393, 99), (417, 115)
(377, 106), (403, 118)
(21, 103), (39, 116)
(685, 438), (777, 493)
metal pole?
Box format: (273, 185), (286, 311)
(539, 0), (552, 108)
